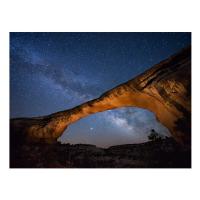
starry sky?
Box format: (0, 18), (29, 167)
(10, 32), (191, 147)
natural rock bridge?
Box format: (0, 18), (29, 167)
(10, 46), (191, 145)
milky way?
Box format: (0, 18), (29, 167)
(10, 32), (191, 147)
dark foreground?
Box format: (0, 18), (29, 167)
(10, 138), (191, 168)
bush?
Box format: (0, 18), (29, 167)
(148, 129), (163, 141)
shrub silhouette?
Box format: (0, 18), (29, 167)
(148, 129), (163, 141)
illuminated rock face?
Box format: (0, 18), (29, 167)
(10, 46), (191, 145)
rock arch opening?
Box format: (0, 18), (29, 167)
(58, 107), (170, 147)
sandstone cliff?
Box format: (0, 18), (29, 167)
(10, 46), (191, 145)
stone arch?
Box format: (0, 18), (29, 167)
(10, 46), (191, 145)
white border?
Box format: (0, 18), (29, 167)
(0, 0), (200, 200)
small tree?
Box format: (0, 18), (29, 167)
(148, 129), (163, 141)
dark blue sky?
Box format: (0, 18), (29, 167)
(10, 32), (191, 147)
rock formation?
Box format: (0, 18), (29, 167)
(10, 46), (191, 145)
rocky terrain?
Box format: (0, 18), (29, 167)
(10, 46), (191, 145)
(10, 138), (191, 168)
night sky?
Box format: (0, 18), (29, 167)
(10, 32), (191, 147)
